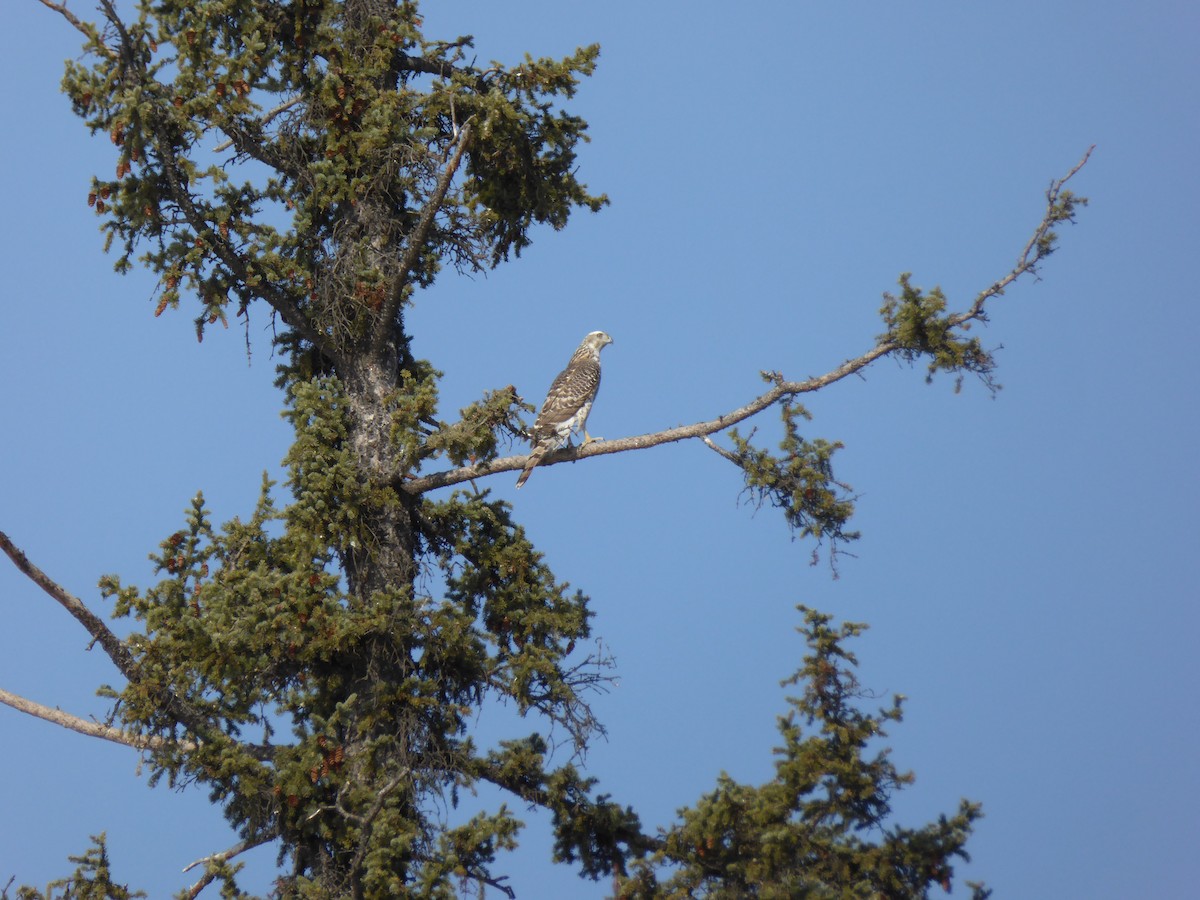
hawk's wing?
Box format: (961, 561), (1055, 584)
(532, 350), (601, 444)
(516, 345), (603, 488)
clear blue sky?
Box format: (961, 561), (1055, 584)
(2, 1), (1197, 897)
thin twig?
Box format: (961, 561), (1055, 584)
(956, 144), (1095, 324)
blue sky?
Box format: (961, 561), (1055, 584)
(2, 1), (1197, 897)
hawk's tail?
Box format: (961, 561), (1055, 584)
(515, 443), (550, 489)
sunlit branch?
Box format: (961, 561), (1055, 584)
(0, 530), (275, 761)
(403, 341), (897, 494)
(183, 833), (277, 899)
(405, 148), (1093, 495)
(701, 435), (740, 464)
(0, 529), (137, 677)
(954, 145), (1095, 325)
(0, 686), (190, 752)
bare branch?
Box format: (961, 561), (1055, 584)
(405, 149), (1093, 495)
(183, 833), (277, 899)
(36, 0), (114, 56)
(0, 529), (137, 679)
(403, 342), (896, 494)
(213, 96), (303, 153)
(954, 145), (1095, 326)
(701, 435), (740, 464)
(467, 869), (515, 900)
(0, 530), (274, 761)
(371, 120), (475, 360)
(0, 686), (190, 752)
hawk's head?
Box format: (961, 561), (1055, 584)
(581, 331), (613, 352)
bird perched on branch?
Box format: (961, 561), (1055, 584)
(516, 331), (613, 488)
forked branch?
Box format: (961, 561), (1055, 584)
(183, 833), (277, 899)
(0, 530), (273, 760)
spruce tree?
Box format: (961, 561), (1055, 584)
(4, 1), (1088, 897)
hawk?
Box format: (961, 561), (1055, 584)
(516, 331), (613, 488)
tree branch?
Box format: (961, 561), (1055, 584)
(404, 148), (1093, 495)
(80, 6), (341, 367)
(0, 686), (190, 752)
(142, 109), (340, 364)
(183, 833), (277, 899)
(701, 435), (740, 464)
(952, 144), (1095, 326)
(403, 343), (897, 494)
(395, 51), (458, 80)
(0, 530), (274, 761)
(348, 773), (407, 900)
(213, 96), (303, 154)
(35, 0), (114, 57)
(44, 0), (319, 354)
(0, 529), (138, 679)
(466, 869), (515, 900)
(471, 759), (664, 860)
(370, 119), (475, 360)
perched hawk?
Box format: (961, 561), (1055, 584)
(516, 331), (613, 488)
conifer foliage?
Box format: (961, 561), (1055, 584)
(623, 610), (990, 900)
(5, 0), (1088, 897)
